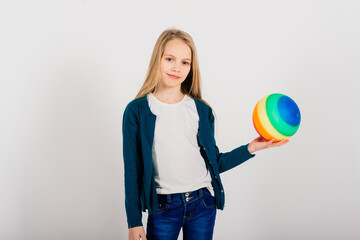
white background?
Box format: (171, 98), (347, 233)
(1, 0), (359, 239)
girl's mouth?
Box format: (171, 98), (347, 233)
(168, 74), (180, 79)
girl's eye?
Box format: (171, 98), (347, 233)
(183, 62), (190, 65)
(166, 58), (173, 62)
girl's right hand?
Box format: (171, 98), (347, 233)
(129, 226), (147, 240)
(248, 136), (289, 154)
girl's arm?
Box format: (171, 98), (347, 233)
(209, 111), (255, 173)
(122, 105), (143, 229)
(208, 111), (288, 173)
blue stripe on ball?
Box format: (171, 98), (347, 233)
(277, 96), (301, 126)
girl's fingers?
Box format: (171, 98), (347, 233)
(267, 139), (289, 147)
(274, 139), (289, 146)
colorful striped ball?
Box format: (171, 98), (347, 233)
(252, 93), (301, 141)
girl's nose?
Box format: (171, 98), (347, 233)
(172, 62), (181, 72)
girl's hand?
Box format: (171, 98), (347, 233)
(248, 136), (289, 154)
(129, 226), (147, 240)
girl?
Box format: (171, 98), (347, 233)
(122, 28), (288, 240)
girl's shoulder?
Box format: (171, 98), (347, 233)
(194, 96), (212, 109)
(190, 96), (213, 118)
(125, 95), (148, 110)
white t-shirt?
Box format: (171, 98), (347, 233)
(147, 92), (214, 195)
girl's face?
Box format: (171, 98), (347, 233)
(159, 39), (192, 90)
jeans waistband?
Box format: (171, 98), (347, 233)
(157, 187), (209, 203)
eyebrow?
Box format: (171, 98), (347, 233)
(163, 54), (191, 61)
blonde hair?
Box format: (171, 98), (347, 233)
(135, 28), (214, 111)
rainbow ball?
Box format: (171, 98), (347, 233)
(252, 93), (301, 141)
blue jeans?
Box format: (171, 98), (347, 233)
(146, 187), (216, 240)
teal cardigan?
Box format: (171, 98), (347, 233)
(122, 95), (255, 228)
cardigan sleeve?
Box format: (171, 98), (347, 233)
(122, 104), (143, 228)
(209, 109), (255, 174)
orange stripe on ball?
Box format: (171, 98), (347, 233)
(252, 101), (274, 141)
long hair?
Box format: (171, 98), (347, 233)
(135, 28), (214, 112)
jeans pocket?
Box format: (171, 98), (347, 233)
(151, 201), (170, 215)
(201, 193), (215, 209)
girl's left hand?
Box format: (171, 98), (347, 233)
(248, 136), (289, 154)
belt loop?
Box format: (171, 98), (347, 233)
(167, 194), (172, 203)
(199, 188), (204, 198)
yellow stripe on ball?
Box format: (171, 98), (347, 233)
(257, 95), (289, 141)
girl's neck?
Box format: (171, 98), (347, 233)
(152, 88), (185, 104)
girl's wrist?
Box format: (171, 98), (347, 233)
(248, 142), (256, 154)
